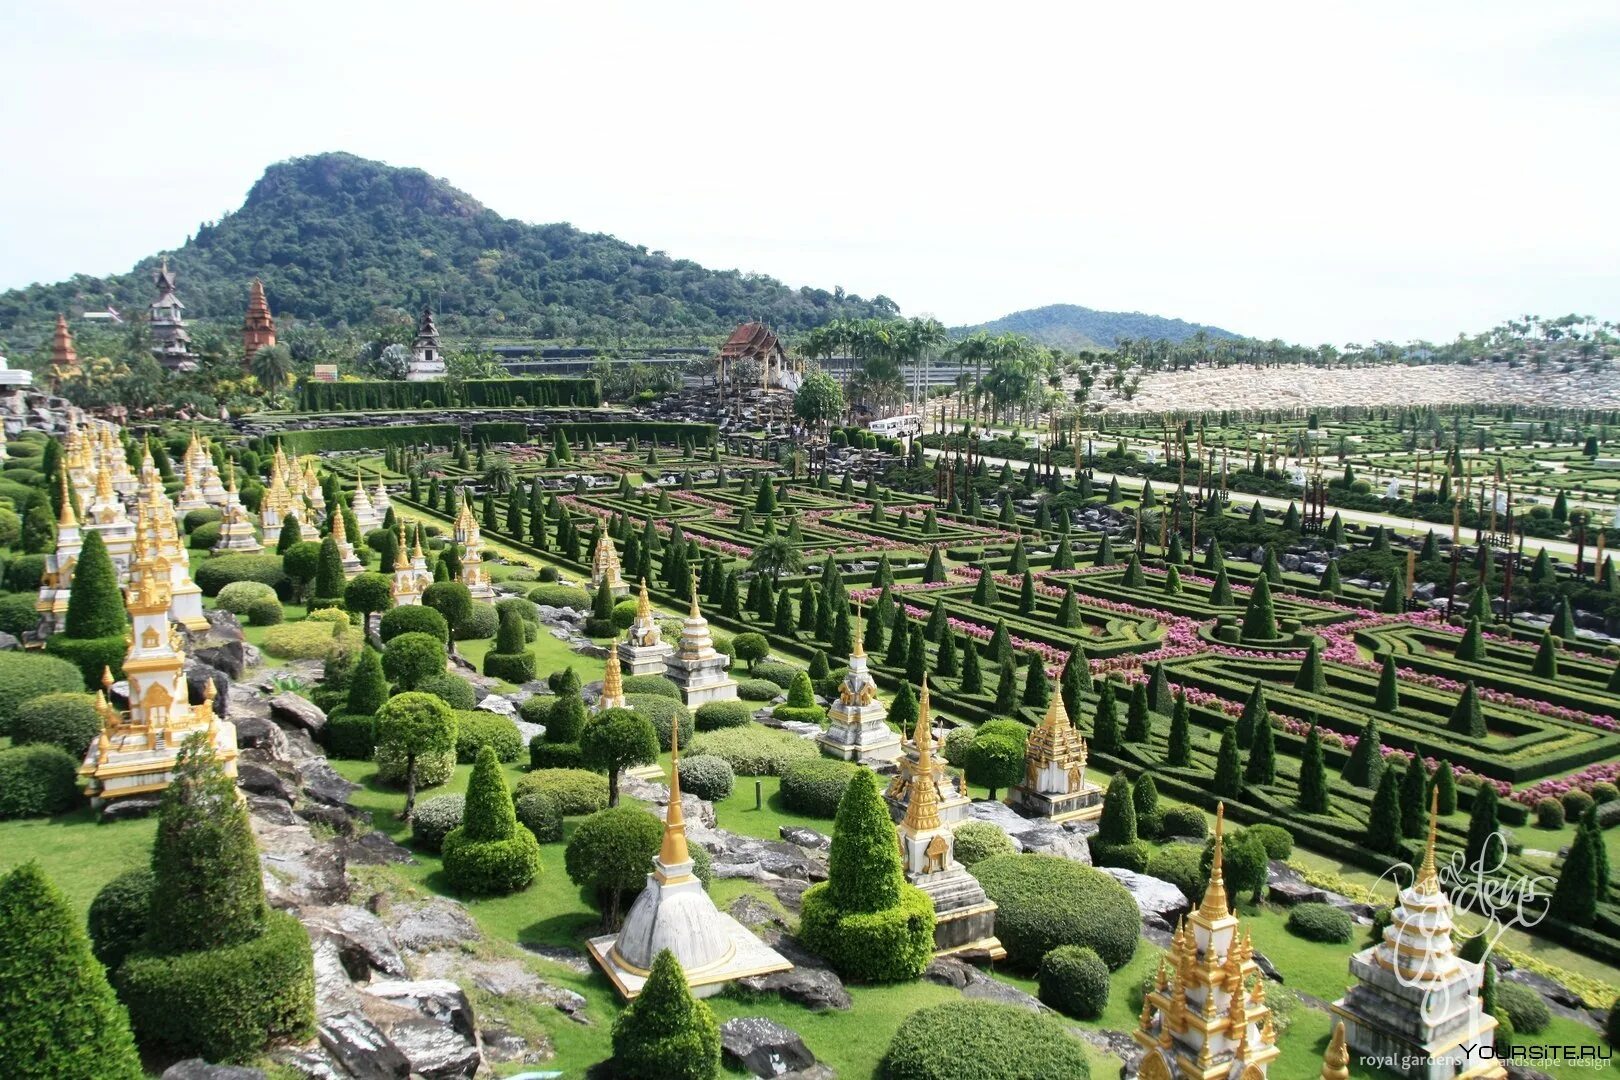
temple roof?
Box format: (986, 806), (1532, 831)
(1025, 693), (1087, 769)
(718, 321), (784, 362)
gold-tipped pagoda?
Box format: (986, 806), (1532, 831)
(452, 489), (495, 599)
(1007, 693), (1103, 822)
(617, 578), (673, 676)
(663, 588), (737, 706)
(818, 604), (901, 763)
(589, 532), (629, 597)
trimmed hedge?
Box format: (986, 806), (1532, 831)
(1285, 902), (1353, 943)
(800, 881), (936, 984)
(695, 700), (753, 730)
(690, 724), (818, 776)
(410, 795), (466, 852)
(453, 711), (524, 763)
(952, 821), (1017, 866)
(736, 678), (782, 702)
(626, 694), (693, 752)
(678, 755), (734, 802)
(528, 584), (591, 610)
(295, 377), (599, 413)
(323, 712), (376, 759)
(0, 744), (80, 818)
(1160, 805), (1209, 839)
(969, 854), (1139, 970)
(514, 768), (610, 816)
(879, 1000), (1091, 1080)
(1145, 844), (1205, 904)
(780, 758), (859, 818)
(11, 692), (101, 758)
(88, 868), (156, 971)
(1038, 944), (1110, 1019)
(621, 674), (681, 699)
(514, 790), (564, 843)
(0, 591), (39, 636)
(417, 673), (478, 710)
(379, 604), (449, 644)
(453, 601), (499, 641)
(193, 554), (288, 598)
(117, 910), (315, 1064)
(44, 634), (128, 689)
(442, 822), (542, 895)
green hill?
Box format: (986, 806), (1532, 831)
(957, 303), (1239, 350)
(0, 151), (899, 349)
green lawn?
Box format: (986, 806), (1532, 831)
(0, 806), (156, 917)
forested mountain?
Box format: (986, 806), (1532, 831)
(0, 152), (899, 348)
(956, 303), (1239, 350)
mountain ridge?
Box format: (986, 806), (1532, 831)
(956, 302), (1240, 350)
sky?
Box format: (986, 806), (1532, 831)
(2, 1), (1617, 346)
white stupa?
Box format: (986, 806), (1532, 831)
(817, 605), (901, 763)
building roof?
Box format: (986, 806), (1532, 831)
(719, 322), (784, 362)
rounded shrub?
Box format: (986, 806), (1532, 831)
(410, 794), (465, 852)
(244, 597), (284, 626)
(1146, 843), (1204, 902)
(3, 554), (45, 593)
(969, 854), (1139, 970)
(193, 554), (289, 598)
(442, 747), (542, 895)
(736, 678), (782, 702)
(514, 768), (610, 816)
(942, 726), (976, 767)
(800, 883), (935, 984)
(514, 790), (564, 843)
(11, 692), (101, 758)
(1160, 805), (1209, 839)
(417, 673), (478, 710)
(610, 948), (722, 1080)
(621, 674), (680, 699)
(626, 693), (692, 752)
(1285, 902), (1353, 943)
(183, 508), (223, 532)
(678, 754), (734, 802)
(44, 634), (128, 689)
(752, 661), (798, 689)
(695, 700), (753, 730)
(1497, 982), (1550, 1035)
(879, 1000), (1091, 1080)
(261, 621), (344, 661)
(323, 712), (376, 760)
(379, 604), (449, 644)
(0, 652), (92, 734)
(453, 711), (524, 763)
(0, 591), (40, 637)
(527, 584), (590, 610)
(215, 580), (279, 615)
(382, 631), (448, 689)
(1090, 838), (1150, 873)
(0, 744), (80, 818)
(951, 821), (1016, 867)
(1246, 823), (1294, 861)
(1590, 781), (1619, 805)
(373, 746), (455, 789)
(88, 867), (155, 971)
(452, 601), (500, 641)
(690, 724), (818, 776)
(1562, 790), (1596, 822)
(1535, 797), (1565, 829)
(188, 521), (222, 549)
(780, 758), (859, 818)
(1038, 944), (1110, 1019)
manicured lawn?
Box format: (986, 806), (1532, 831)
(0, 806), (156, 917)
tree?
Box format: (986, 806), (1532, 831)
(22, 503), (54, 554)
(1240, 574), (1278, 640)
(1166, 692), (1192, 766)
(343, 572), (393, 637)
(565, 805), (663, 928)
(611, 949), (721, 1080)
(959, 637), (983, 695)
(1245, 708), (1276, 785)
(346, 647), (388, 716)
(1294, 638), (1325, 693)
(1374, 654), (1400, 712)
(311, 535), (347, 608)
(1021, 650), (1050, 708)
(1124, 680), (1151, 743)
(443, 746), (541, 895)
(1298, 722), (1329, 813)
(1091, 680), (1119, 754)
(282, 540), (322, 599)
(1400, 759), (1429, 839)
(1464, 783), (1504, 873)
(992, 661), (1018, 713)
(0, 862), (143, 1080)
(1096, 774), (1138, 845)
(382, 631), (447, 690)
(63, 530), (125, 639)
(1367, 768), (1404, 856)
(793, 370), (845, 429)
(373, 692), (457, 820)
(1449, 681), (1487, 738)
(748, 536), (803, 583)
(1531, 630), (1558, 680)
(1213, 724), (1243, 797)
(581, 707), (658, 806)
(824, 768), (904, 912)
(251, 343), (294, 391)
(1342, 716), (1384, 789)
(276, 514), (302, 554)
(423, 581), (473, 638)
(732, 632), (769, 671)
(1455, 618), (1487, 661)
(1059, 643), (1091, 720)
(966, 734), (1024, 801)
(1432, 760), (1458, 815)
(1236, 681), (1267, 749)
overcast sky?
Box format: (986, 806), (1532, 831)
(2, 1), (1616, 345)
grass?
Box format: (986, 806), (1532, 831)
(0, 806), (156, 917)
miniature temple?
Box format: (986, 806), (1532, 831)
(214, 465), (263, 553)
(83, 467), (137, 573)
(242, 278), (277, 364)
(36, 474), (82, 635)
(1006, 694), (1103, 822)
(148, 258), (196, 371)
(175, 452), (208, 512)
(452, 491), (495, 599)
(1332, 793), (1506, 1080)
(351, 473), (383, 534)
(331, 506), (365, 578)
(884, 692), (971, 827)
(597, 641), (627, 711)
(389, 522), (429, 605)
(588, 720), (791, 998)
(301, 460), (326, 520)
(817, 607), (901, 763)
(1133, 804), (1281, 1080)
(663, 588), (737, 706)
(618, 579), (674, 676)
(897, 679), (1005, 959)
(49, 314), (80, 390)
(408, 304), (446, 381)
(80, 521), (239, 805)
(590, 532), (629, 597)
(371, 473), (392, 519)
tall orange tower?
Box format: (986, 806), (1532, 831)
(242, 279), (277, 365)
(48, 314), (79, 390)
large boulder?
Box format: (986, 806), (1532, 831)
(161, 1061), (267, 1080)
(720, 1017), (817, 1077)
(384, 899), (480, 957)
(270, 692), (327, 736)
(302, 904), (408, 980)
(965, 800), (1094, 863)
(255, 821), (349, 908)
(195, 640), (257, 680)
(318, 1011), (411, 1080)
(1097, 867), (1192, 931)
(237, 762), (297, 803)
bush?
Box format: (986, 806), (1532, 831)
(626, 694), (693, 751)
(417, 673), (477, 710)
(1285, 902), (1353, 943)
(1590, 781), (1620, 805)
(1160, 805), (1208, 839)
(752, 661), (799, 689)
(188, 521), (222, 549)
(527, 584), (591, 610)
(736, 678), (781, 702)
(0, 650), (81, 737)
(184, 508), (223, 532)
(690, 724), (818, 776)
(2, 554), (44, 593)
(11, 692), (100, 758)
(1090, 838), (1150, 873)
(193, 554), (288, 598)
(678, 754), (734, 802)
(800, 882), (936, 984)
(373, 746), (455, 788)
(695, 700), (753, 730)
(0, 591), (39, 637)
(1563, 790), (1596, 822)
(382, 631), (448, 689)
(454, 711), (524, 763)
(1146, 844), (1205, 903)
(622, 674), (681, 699)
(244, 597), (284, 626)
(44, 634), (128, 688)
(951, 821), (1016, 867)
(88, 868), (155, 971)
(565, 804), (666, 924)
(942, 726), (976, 767)
(514, 768), (610, 816)
(442, 748), (542, 896)
(379, 604), (449, 643)
(969, 854), (1139, 970)
(323, 712), (376, 759)
(514, 790), (563, 843)
(1246, 823), (1294, 861)
(410, 794), (465, 852)
(0, 744), (79, 818)
(1038, 944), (1109, 1019)
(482, 650), (536, 684)
(1536, 797), (1566, 829)
(610, 948), (722, 1080)
(117, 910), (315, 1064)
(453, 601), (499, 641)
(215, 580), (279, 615)
(780, 758), (859, 818)
(260, 621), (343, 661)
(1497, 982), (1551, 1035)
(879, 1000), (1091, 1080)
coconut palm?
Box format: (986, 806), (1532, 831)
(748, 536), (804, 583)
(251, 344), (294, 392)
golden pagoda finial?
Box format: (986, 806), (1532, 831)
(95, 462), (113, 501)
(57, 470), (77, 528)
(1320, 1020), (1350, 1080)
(903, 678), (942, 832)
(658, 697), (691, 870)
(411, 523), (425, 560)
(689, 584), (701, 620)
(851, 600), (865, 658)
(1416, 785), (1441, 895)
(332, 505), (348, 543)
(1198, 802), (1230, 920)
(602, 636), (624, 701)
(637, 577), (652, 621)
(226, 459), (238, 493)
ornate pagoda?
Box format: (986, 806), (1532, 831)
(213, 464), (263, 554)
(242, 279), (277, 365)
(898, 679), (1005, 959)
(80, 520), (239, 806)
(618, 579), (674, 676)
(407, 304), (446, 381)
(388, 521), (430, 605)
(36, 473), (82, 635)
(1332, 793), (1505, 1080)
(884, 692), (971, 828)
(817, 606), (901, 763)
(597, 640), (627, 711)
(148, 258), (196, 371)
(663, 588), (737, 706)
(589, 532), (629, 597)
(49, 314), (80, 390)
(452, 490), (495, 599)
(1133, 804), (1280, 1080)
(351, 472), (383, 534)
(588, 720), (791, 999)
(1007, 693), (1103, 822)
(175, 451), (208, 512)
(331, 505), (365, 578)
(83, 466), (137, 574)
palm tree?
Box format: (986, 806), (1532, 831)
(251, 344), (294, 393)
(950, 332), (994, 430)
(481, 461), (516, 494)
(748, 536), (804, 583)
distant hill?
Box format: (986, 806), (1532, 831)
(956, 303), (1240, 350)
(0, 151), (899, 349)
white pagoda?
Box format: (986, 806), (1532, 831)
(213, 465), (263, 554)
(330, 507), (365, 578)
(452, 491), (495, 599)
(83, 467), (137, 575)
(1007, 693), (1103, 822)
(617, 578), (673, 676)
(817, 606), (901, 763)
(388, 522), (431, 606)
(351, 473), (383, 535)
(663, 588), (737, 706)
(36, 474), (82, 635)
(589, 533), (629, 597)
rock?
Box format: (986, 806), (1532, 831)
(312, 935), (366, 1015)
(720, 1017), (818, 1077)
(302, 904), (408, 979)
(237, 762), (297, 803)
(965, 800), (1093, 864)
(101, 796), (161, 821)
(1252, 949), (1284, 983)
(1268, 878), (1327, 906)
(233, 714), (289, 757)
(318, 1011), (411, 1079)
(185, 660), (231, 713)
(521, 943), (593, 974)
(480, 1027), (548, 1065)
(161, 1061), (267, 1080)
(271, 1050), (348, 1080)
(737, 930), (851, 1011)
(777, 1066), (837, 1080)
(384, 899), (480, 955)
(416, 953), (590, 1023)
(921, 956), (973, 990)
(728, 894), (790, 933)
(195, 640), (255, 679)
(255, 822), (349, 908)
(475, 694), (519, 718)
(924, 956), (1044, 1012)
(1097, 869), (1191, 930)
(204, 608), (247, 642)
(340, 830), (415, 866)
(0, 632), (21, 652)
(247, 795), (300, 825)
(296, 802), (357, 836)
(297, 760), (360, 808)
(361, 981), (482, 1080)
(270, 693), (327, 736)
(780, 825), (830, 850)
(363, 979), (475, 1041)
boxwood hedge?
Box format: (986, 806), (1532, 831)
(968, 853), (1139, 970)
(514, 768), (610, 816)
(453, 711), (524, 763)
(690, 724), (818, 776)
(780, 758), (859, 818)
(880, 1000), (1091, 1080)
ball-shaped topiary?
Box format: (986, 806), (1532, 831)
(1497, 982), (1551, 1035)
(879, 1000), (1091, 1080)
(951, 821), (1016, 867)
(451, 601), (499, 641)
(610, 948), (722, 1080)
(1038, 944), (1110, 1019)
(382, 632), (448, 690)
(621, 674), (681, 699)
(514, 790), (563, 843)
(11, 692), (101, 758)
(695, 700), (753, 731)
(565, 804), (665, 926)
(215, 580), (280, 616)
(752, 661), (799, 689)
(1285, 902), (1353, 943)
(87, 866), (155, 971)
(736, 678), (782, 702)
(1536, 797), (1565, 829)
(442, 747), (542, 895)
(1562, 790), (1596, 823)
(514, 768), (610, 817)
(780, 758), (859, 818)
(1246, 823), (1294, 861)
(409, 794), (466, 852)
(678, 754), (734, 802)
(453, 711), (524, 763)
(1146, 843), (1205, 904)
(379, 604), (449, 644)
(0, 744), (80, 818)
(969, 854), (1139, 970)
(0, 591), (39, 637)
(626, 694), (693, 752)
(1160, 804), (1209, 840)
(0, 652), (90, 735)
(417, 672), (478, 711)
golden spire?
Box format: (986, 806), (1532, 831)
(95, 462), (113, 501)
(1321, 1021), (1350, 1080)
(851, 600), (866, 658)
(226, 459), (238, 493)
(332, 505), (348, 543)
(637, 577), (652, 621)
(411, 524), (425, 561)
(658, 703), (691, 869)
(396, 517), (407, 552)
(689, 584), (701, 620)
(57, 470), (77, 528)
(903, 678), (942, 832)
(1416, 786), (1441, 895)
(602, 635), (624, 701)
(1198, 802), (1230, 920)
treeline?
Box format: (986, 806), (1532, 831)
(293, 377), (599, 412)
